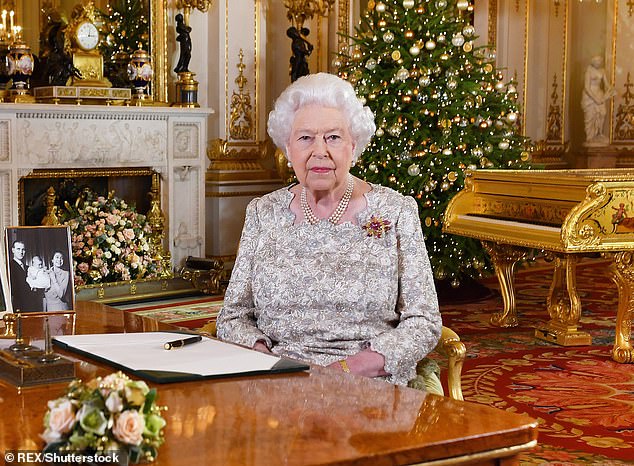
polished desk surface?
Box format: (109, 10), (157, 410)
(1, 302), (538, 465)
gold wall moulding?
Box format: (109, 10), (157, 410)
(546, 74), (563, 142)
(207, 138), (268, 161)
(229, 49), (254, 141)
(614, 72), (634, 141)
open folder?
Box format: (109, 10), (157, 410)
(53, 332), (309, 383)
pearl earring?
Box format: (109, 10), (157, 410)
(287, 161), (292, 168)
(351, 160), (356, 168)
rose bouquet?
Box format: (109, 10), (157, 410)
(41, 372), (166, 464)
(60, 191), (163, 285)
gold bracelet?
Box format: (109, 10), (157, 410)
(338, 359), (351, 373)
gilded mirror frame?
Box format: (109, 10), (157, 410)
(150, 0), (168, 103)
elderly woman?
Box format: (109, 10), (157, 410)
(216, 73), (442, 387)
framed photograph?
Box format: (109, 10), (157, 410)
(4, 226), (75, 313)
(0, 232), (7, 318)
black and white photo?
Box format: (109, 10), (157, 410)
(5, 226), (75, 313)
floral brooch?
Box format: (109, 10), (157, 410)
(362, 215), (392, 239)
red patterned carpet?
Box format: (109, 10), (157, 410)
(441, 258), (634, 465)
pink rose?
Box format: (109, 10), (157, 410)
(78, 262), (89, 273)
(122, 228), (135, 241)
(112, 410), (145, 446)
(41, 398), (75, 443)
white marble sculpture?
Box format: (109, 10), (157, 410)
(581, 56), (616, 145)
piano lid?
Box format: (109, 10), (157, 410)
(443, 168), (634, 253)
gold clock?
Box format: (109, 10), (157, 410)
(66, 2), (111, 87)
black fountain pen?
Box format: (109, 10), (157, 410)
(164, 335), (203, 350)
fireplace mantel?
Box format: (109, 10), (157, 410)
(0, 103), (214, 270)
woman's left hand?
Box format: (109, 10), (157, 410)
(327, 348), (390, 378)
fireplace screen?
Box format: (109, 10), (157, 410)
(19, 168), (155, 226)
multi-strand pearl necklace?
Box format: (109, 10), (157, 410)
(301, 175), (354, 225)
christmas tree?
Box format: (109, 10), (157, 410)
(100, 0), (150, 86)
(336, 0), (531, 287)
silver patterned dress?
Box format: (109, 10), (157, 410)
(216, 183), (442, 385)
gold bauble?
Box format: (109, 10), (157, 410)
(447, 171), (458, 182)
(391, 50), (402, 60)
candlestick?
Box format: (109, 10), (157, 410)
(2, 11), (6, 32)
(9, 10), (13, 32)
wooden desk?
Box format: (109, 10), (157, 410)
(1, 302), (538, 465)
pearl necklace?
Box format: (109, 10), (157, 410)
(301, 175), (354, 225)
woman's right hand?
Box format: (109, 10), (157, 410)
(253, 340), (272, 354)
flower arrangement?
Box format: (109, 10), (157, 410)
(60, 191), (163, 286)
(41, 372), (166, 464)
(362, 215), (392, 239)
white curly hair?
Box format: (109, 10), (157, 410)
(267, 73), (376, 162)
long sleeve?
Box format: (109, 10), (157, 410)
(368, 196), (442, 385)
(216, 198), (273, 349)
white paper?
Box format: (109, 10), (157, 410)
(53, 332), (286, 376)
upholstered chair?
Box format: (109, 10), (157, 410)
(408, 326), (466, 400)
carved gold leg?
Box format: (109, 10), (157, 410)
(482, 241), (527, 327)
(609, 252), (634, 363)
(535, 254), (591, 346)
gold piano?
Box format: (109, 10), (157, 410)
(443, 168), (634, 363)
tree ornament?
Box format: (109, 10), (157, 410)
(419, 75), (431, 86)
(447, 171), (458, 182)
(435, 0), (448, 9)
(368, 163), (378, 172)
(506, 112), (518, 123)
(376, 2), (387, 12)
(375, 128), (384, 137)
(409, 45), (420, 56)
(456, 0), (469, 10)
(463, 25), (475, 37)
(388, 124), (401, 136)
(403, 0), (415, 8)
(437, 34), (446, 43)
(451, 33), (465, 47)
(407, 164), (421, 176)
(405, 30), (414, 39)
(365, 58), (377, 70)
(396, 67), (410, 81)
(425, 40), (436, 50)
(498, 140), (510, 150)
(383, 31), (395, 43)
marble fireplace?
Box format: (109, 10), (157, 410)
(0, 103), (213, 274)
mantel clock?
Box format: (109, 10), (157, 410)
(66, 2), (111, 87)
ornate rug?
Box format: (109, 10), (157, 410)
(441, 258), (634, 465)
